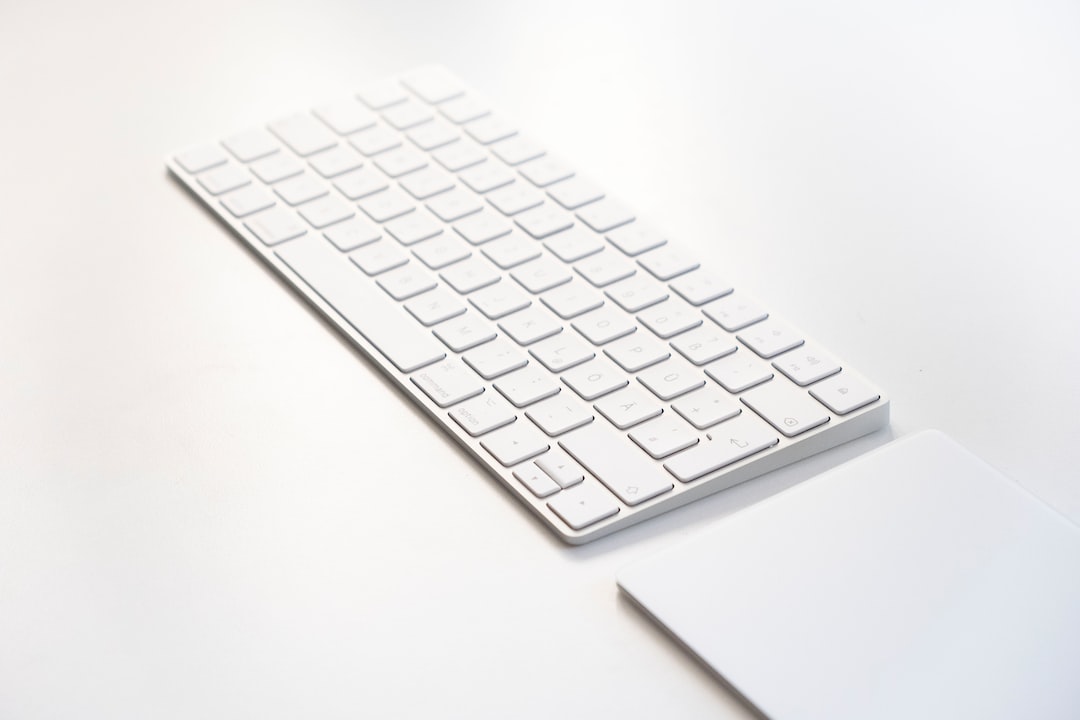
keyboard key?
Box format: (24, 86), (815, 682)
(350, 241), (409, 275)
(529, 334), (595, 372)
(333, 166), (388, 200)
(376, 265), (438, 301)
(671, 387), (742, 430)
(298, 195), (355, 229)
(276, 237), (445, 373)
(439, 95), (491, 124)
(382, 99), (434, 130)
(519, 155), (574, 187)
(459, 162), (516, 193)
(433, 311), (498, 352)
(412, 235), (470, 270)
(250, 153), (305, 184)
(494, 365), (562, 407)
(669, 271), (733, 306)
(544, 226), (604, 262)
(498, 306), (563, 345)
(269, 113), (337, 156)
(704, 352), (774, 393)
(454, 210), (512, 245)
(562, 357), (629, 400)
(737, 319), (804, 359)
(511, 256), (573, 294)
(548, 176), (604, 209)
(593, 386), (664, 429)
(324, 217), (382, 252)
(741, 380), (830, 438)
(560, 425), (673, 506)
(439, 257), (501, 294)
(385, 209), (444, 246)
(577, 198), (634, 233)
(526, 396), (594, 436)
(637, 358), (706, 400)
(670, 325), (738, 365)
(469, 283), (532, 319)
(432, 141), (488, 171)
(809, 372), (880, 415)
(515, 466), (561, 498)
(175, 144), (227, 173)
(540, 281), (604, 320)
(606, 223), (666, 256)
(197, 164), (251, 195)
(603, 334), (670, 373)
(349, 125), (402, 156)
(514, 203), (574, 239)
(605, 275), (669, 313)
(401, 65), (464, 104)
(359, 188), (415, 223)
(482, 233), (542, 269)
(404, 287), (467, 326)
(244, 206), (308, 246)
(572, 305), (637, 345)
(637, 299), (703, 339)
(629, 416), (700, 459)
(773, 345), (842, 386)
(536, 450), (586, 489)
(426, 187), (484, 222)
(575, 250), (636, 287)
(411, 358), (485, 408)
(703, 294), (768, 332)
(406, 120), (460, 151)
(463, 338), (529, 379)
(450, 393), (518, 437)
(220, 185), (275, 217)
(374, 146), (428, 178)
(487, 183), (544, 216)
(491, 135), (545, 166)
(308, 145), (364, 178)
(465, 115), (517, 145)
(638, 246), (700, 281)
(547, 481), (619, 530)
(223, 128), (279, 162)
(274, 173), (328, 206)
(664, 414), (779, 483)
(314, 99), (377, 135)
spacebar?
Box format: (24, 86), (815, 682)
(275, 237), (446, 373)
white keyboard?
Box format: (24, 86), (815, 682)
(167, 66), (889, 544)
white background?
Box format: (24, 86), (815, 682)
(1, 1), (1078, 717)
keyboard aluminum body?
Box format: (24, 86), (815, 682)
(167, 66), (889, 544)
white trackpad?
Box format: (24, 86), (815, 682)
(618, 430), (1080, 720)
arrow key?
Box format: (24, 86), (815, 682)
(480, 421), (550, 467)
(547, 481), (619, 530)
(536, 450), (585, 488)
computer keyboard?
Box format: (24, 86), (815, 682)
(167, 66), (889, 544)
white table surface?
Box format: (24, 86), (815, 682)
(2, 1), (1077, 717)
